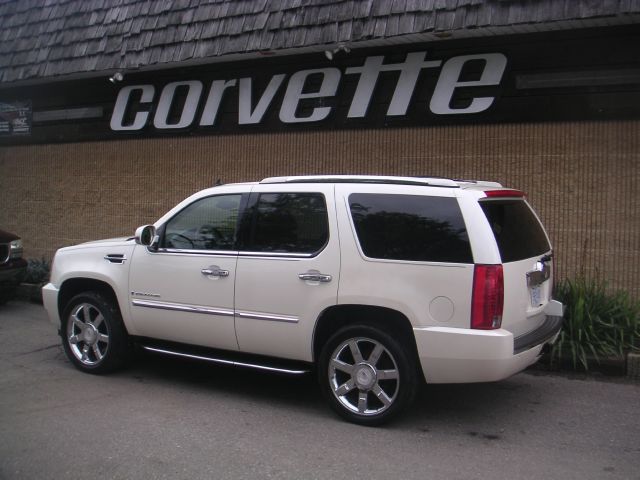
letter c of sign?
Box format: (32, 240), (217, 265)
(110, 85), (155, 131)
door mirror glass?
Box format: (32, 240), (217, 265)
(135, 225), (157, 247)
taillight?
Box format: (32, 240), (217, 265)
(471, 265), (504, 329)
(484, 189), (525, 198)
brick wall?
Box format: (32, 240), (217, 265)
(1, 120), (638, 296)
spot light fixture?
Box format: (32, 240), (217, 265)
(324, 44), (351, 61)
(109, 72), (124, 83)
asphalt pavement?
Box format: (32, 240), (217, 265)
(1, 301), (638, 480)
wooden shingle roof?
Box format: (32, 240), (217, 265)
(1, 0), (639, 85)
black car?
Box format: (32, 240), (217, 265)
(0, 229), (27, 303)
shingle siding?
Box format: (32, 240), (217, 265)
(0, 0), (639, 83)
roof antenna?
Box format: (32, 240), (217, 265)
(214, 178), (222, 186)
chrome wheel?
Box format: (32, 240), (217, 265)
(328, 337), (400, 416)
(66, 302), (110, 366)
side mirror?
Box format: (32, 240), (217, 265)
(134, 225), (157, 247)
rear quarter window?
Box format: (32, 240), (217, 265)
(349, 193), (473, 263)
(479, 199), (551, 263)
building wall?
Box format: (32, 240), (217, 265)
(1, 119), (638, 296)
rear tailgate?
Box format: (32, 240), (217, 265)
(479, 196), (554, 338)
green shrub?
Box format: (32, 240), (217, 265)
(551, 278), (640, 371)
(23, 257), (50, 284)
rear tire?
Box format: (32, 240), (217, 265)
(61, 291), (129, 374)
(319, 324), (417, 426)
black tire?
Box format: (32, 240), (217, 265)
(318, 324), (417, 426)
(0, 285), (17, 305)
(60, 291), (129, 374)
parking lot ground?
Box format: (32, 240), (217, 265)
(1, 301), (639, 480)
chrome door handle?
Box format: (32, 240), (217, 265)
(201, 266), (229, 277)
(298, 271), (332, 283)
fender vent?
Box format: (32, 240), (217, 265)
(104, 253), (126, 264)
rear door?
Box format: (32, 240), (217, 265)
(478, 196), (553, 337)
(233, 184), (340, 362)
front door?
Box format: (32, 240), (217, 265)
(129, 192), (245, 351)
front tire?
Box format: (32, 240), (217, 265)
(319, 325), (417, 426)
(61, 291), (129, 374)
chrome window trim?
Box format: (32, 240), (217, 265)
(236, 311), (299, 324)
(238, 251), (315, 259)
(149, 191), (329, 259)
(131, 299), (234, 317)
(146, 247), (315, 259)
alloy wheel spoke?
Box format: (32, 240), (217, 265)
(335, 378), (356, 396)
(348, 340), (364, 363)
(368, 343), (384, 366)
(357, 391), (368, 413)
(372, 384), (392, 407)
(92, 344), (103, 361)
(97, 333), (109, 344)
(72, 315), (85, 331)
(377, 369), (399, 380)
(69, 334), (82, 345)
(81, 345), (90, 362)
(331, 358), (354, 374)
(92, 313), (104, 328)
(82, 305), (92, 323)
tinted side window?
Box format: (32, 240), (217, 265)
(480, 199), (551, 263)
(163, 194), (242, 251)
(243, 193), (328, 254)
(349, 193), (473, 263)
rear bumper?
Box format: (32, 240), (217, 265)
(414, 312), (563, 384)
(514, 315), (563, 354)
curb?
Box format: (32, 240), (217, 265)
(627, 353), (640, 380)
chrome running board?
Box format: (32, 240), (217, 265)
(141, 345), (311, 375)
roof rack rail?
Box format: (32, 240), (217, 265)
(260, 175), (459, 188)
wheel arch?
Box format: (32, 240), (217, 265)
(312, 304), (420, 366)
(58, 278), (126, 331)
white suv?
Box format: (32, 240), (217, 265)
(43, 175), (563, 425)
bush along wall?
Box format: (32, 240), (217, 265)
(549, 278), (640, 372)
(14, 257), (51, 304)
(23, 257), (50, 284)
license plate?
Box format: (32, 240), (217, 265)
(530, 284), (542, 307)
